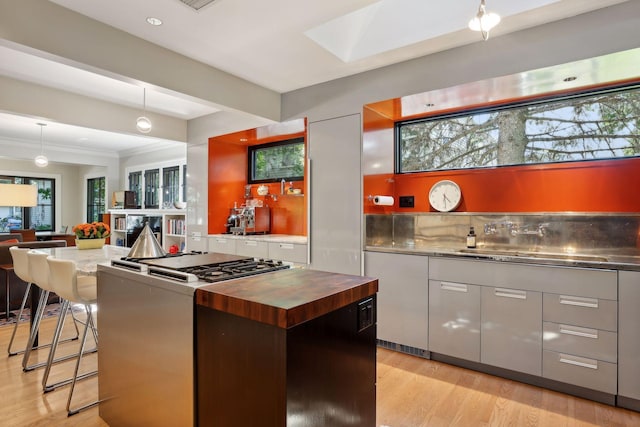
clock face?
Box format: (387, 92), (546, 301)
(428, 180), (462, 212)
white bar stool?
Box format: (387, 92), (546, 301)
(46, 256), (99, 416)
(22, 250), (83, 371)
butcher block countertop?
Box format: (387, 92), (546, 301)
(195, 269), (378, 329)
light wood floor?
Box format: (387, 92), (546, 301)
(1, 315), (639, 427)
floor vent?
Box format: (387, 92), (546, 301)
(377, 340), (428, 359)
(178, 0), (217, 11)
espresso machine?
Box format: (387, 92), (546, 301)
(227, 206), (270, 235)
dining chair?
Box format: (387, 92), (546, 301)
(45, 257), (99, 416)
(10, 229), (37, 242)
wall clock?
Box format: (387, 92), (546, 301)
(428, 180), (462, 212)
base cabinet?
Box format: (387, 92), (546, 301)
(428, 256), (618, 397)
(364, 251), (428, 351)
(481, 287), (542, 376)
(619, 271), (640, 404)
(428, 280), (480, 361)
(196, 299), (376, 426)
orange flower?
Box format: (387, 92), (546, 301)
(73, 221), (111, 239)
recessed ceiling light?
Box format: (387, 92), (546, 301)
(146, 17), (163, 26)
(240, 138), (248, 142)
(563, 76), (577, 82)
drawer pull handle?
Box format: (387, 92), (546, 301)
(494, 288), (527, 299)
(279, 243), (294, 250)
(216, 238), (227, 243)
(559, 353), (598, 370)
(245, 241), (258, 246)
(559, 295), (599, 308)
(559, 324), (598, 339)
(440, 282), (468, 293)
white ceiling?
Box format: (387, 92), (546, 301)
(0, 0), (630, 160)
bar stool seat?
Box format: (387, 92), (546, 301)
(46, 257), (99, 416)
(7, 247), (38, 357)
(21, 250), (83, 371)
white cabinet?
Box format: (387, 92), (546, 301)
(617, 271), (640, 405)
(208, 236), (237, 255)
(364, 251), (428, 352)
(309, 115), (361, 275)
(268, 242), (307, 264)
(235, 239), (269, 258)
(481, 286), (542, 375)
(208, 235), (308, 264)
(428, 256), (618, 394)
(428, 280), (480, 362)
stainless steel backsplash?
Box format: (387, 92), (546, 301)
(365, 213), (640, 256)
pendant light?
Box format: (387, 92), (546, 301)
(136, 88), (152, 134)
(34, 123), (49, 168)
(468, 0), (501, 41)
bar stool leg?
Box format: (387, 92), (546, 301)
(67, 305), (99, 416)
(7, 282), (32, 356)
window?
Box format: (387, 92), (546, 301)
(128, 171), (142, 208)
(87, 177), (106, 222)
(144, 168), (160, 209)
(397, 85), (640, 173)
(162, 166), (180, 207)
(248, 138), (305, 183)
(0, 176), (55, 232)
(126, 162), (186, 209)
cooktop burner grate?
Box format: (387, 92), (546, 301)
(179, 259), (289, 283)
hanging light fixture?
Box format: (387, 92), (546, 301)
(136, 88), (152, 134)
(34, 123), (49, 168)
(468, 0), (501, 41)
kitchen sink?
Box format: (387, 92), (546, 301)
(457, 248), (609, 263)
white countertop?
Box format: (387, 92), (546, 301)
(209, 234), (307, 244)
(38, 245), (130, 276)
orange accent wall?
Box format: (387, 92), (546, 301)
(363, 86), (640, 214)
(364, 158), (640, 213)
(208, 121), (307, 236)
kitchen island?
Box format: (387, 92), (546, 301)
(196, 268), (377, 427)
(96, 259), (377, 427)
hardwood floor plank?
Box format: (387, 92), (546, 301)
(2, 318), (640, 426)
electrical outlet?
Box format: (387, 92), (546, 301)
(399, 196), (414, 208)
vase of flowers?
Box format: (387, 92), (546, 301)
(73, 221), (111, 250)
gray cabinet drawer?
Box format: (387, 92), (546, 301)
(543, 350), (616, 394)
(481, 287), (542, 376)
(235, 239), (268, 258)
(268, 242), (307, 264)
(543, 293), (617, 331)
(543, 322), (617, 363)
(428, 280), (480, 362)
(208, 236), (237, 255)
(429, 258), (617, 299)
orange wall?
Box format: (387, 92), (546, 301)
(208, 123), (307, 236)
(364, 158), (640, 213)
(363, 93), (640, 214)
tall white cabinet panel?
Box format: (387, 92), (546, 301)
(619, 271), (640, 402)
(308, 114), (361, 275)
(481, 287), (542, 376)
(364, 251), (428, 351)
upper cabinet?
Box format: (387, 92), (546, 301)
(207, 118), (307, 236)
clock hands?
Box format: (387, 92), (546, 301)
(443, 193), (450, 209)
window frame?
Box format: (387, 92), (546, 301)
(247, 137), (305, 184)
(395, 82), (640, 174)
